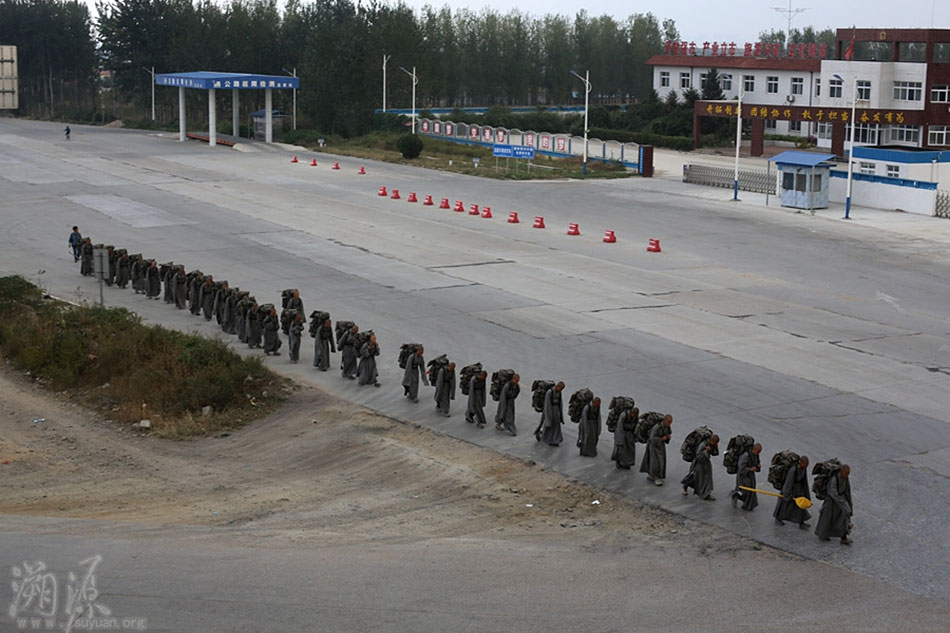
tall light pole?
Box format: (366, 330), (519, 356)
(142, 66), (155, 123)
(282, 67), (297, 130)
(400, 66), (418, 134)
(382, 55), (391, 112)
(571, 69), (591, 175)
(733, 74), (743, 201)
(835, 73), (857, 219)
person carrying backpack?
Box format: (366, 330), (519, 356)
(401, 346), (427, 402)
(576, 397), (602, 458)
(774, 455), (811, 529)
(815, 464), (854, 545)
(731, 443), (763, 511)
(640, 414), (673, 486)
(494, 373), (520, 436)
(534, 381), (565, 446)
(464, 370), (488, 427)
(682, 435), (720, 500)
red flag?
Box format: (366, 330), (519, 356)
(844, 29), (856, 61)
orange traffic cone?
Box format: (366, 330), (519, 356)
(453, 200), (465, 212)
(408, 192), (418, 203)
(378, 186), (387, 196)
(423, 195), (434, 206)
(291, 156), (298, 163)
(481, 206), (492, 218)
(469, 204), (480, 215)
(310, 158), (318, 166)
(603, 230), (617, 243)
(567, 223), (580, 236)
(533, 216), (545, 229)
(507, 211), (520, 223)
(332, 162), (340, 170)
(391, 188), (401, 200)
(358, 166), (366, 174)
(439, 198), (450, 209)
(647, 238), (661, 252)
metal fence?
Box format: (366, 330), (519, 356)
(936, 190), (950, 219)
(683, 163), (776, 195)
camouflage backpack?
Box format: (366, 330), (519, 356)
(459, 363), (483, 395)
(634, 412), (666, 443)
(723, 434), (756, 474)
(606, 396), (636, 432)
(811, 458), (842, 501)
(531, 380), (555, 413)
(680, 426), (713, 462)
(398, 343), (423, 369)
(427, 355), (450, 384)
(335, 320), (356, 344)
(490, 369), (515, 401)
(568, 388), (594, 423)
(768, 450), (801, 490)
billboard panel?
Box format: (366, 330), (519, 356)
(0, 45), (18, 110)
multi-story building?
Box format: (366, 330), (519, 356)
(648, 28), (950, 159)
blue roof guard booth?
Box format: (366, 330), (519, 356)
(768, 150), (837, 211)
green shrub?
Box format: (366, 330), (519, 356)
(396, 133), (424, 159)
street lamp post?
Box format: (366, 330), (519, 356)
(400, 66), (418, 134)
(571, 69), (591, 175)
(142, 66), (155, 123)
(282, 68), (297, 130)
(835, 73), (857, 219)
(733, 74), (743, 201)
(382, 55), (391, 112)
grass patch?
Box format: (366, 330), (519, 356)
(283, 130), (632, 180)
(0, 276), (288, 438)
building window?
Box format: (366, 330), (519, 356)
(767, 76), (779, 94)
(812, 174), (822, 191)
(929, 125), (949, 145)
(699, 72), (708, 87)
(847, 123), (880, 145)
(931, 85), (949, 102)
(858, 161), (876, 175)
(815, 77), (821, 96)
(660, 71), (670, 88)
(856, 80), (871, 100)
(890, 125), (920, 144)
(817, 122), (832, 139)
(936, 43), (950, 63)
(680, 72), (691, 89)
(791, 77), (804, 95)
(765, 119), (777, 131)
(893, 81), (922, 101)
(721, 74), (732, 91)
(886, 164), (900, 178)
(743, 75), (755, 92)
(898, 42), (926, 62)
(829, 78), (843, 98)
(789, 120), (802, 132)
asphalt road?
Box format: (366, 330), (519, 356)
(1, 118), (948, 601)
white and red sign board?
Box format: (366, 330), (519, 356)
(421, 120), (430, 133)
(525, 132), (535, 147)
(469, 126), (479, 139)
(555, 137), (567, 152)
(445, 123), (453, 136)
(482, 127), (493, 142)
(433, 121), (441, 134)
(495, 129), (507, 144)
(539, 134), (551, 150)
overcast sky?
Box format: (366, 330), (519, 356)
(83, 0), (949, 45)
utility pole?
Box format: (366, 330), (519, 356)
(771, 0), (808, 48)
(142, 66), (155, 123)
(382, 55), (391, 112)
(571, 70), (591, 176)
(399, 66), (418, 133)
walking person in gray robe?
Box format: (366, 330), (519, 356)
(246, 302), (262, 349)
(145, 261), (161, 299)
(79, 238), (94, 276)
(312, 318), (336, 371)
(535, 382), (565, 446)
(357, 335), (380, 387)
(213, 281), (229, 328)
(288, 313), (303, 362)
(775, 456), (811, 528)
(116, 253), (130, 289)
(494, 374), (520, 436)
(283, 290), (305, 335)
(401, 347), (427, 401)
(174, 267), (188, 309)
(263, 307), (282, 355)
(465, 371), (488, 427)
(640, 415), (673, 486)
(433, 362), (456, 415)
(576, 397), (603, 458)
(611, 405), (637, 467)
(200, 277), (215, 320)
(815, 464), (854, 545)
(188, 273), (202, 314)
(339, 325), (359, 379)
(105, 246), (116, 285)
(162, 266), (175, 303)
(683, 435), (720, 500)
(731, 443), (762, 511)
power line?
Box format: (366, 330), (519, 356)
(771, 0), (808, 47)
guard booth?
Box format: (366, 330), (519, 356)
(251, 109), (288, 141)
(768, 150), (836, 211)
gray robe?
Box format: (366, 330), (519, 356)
(146, 266), (161, 298)
(116, 258), (130, 288)
(189, 278), (202, 314)
(283, 297), (305, 334)
(815, 473), (852, 539)
(434, 367), (456, 414)
(495, 382), (518, 434)
(537, 388), (564, 446)
(339, 332), (358, 378)
(163, 271), (175, 303)
(401, 354), (427, 400)
(774, 465), (811, 524)
(174, 273), (188, 309)
(288, 321), (303, 361)
(577, 403), (602, 458)
(734, 451), (760, 510)
(611, 410), (636, 466)
(246, 309), (262, 348)
(106, 251), (116, 285)
(686, 441), (715, 499)
(312, 325), (336, 370)
(640, 422), (669, 481)
(465, 376), (487, 425)
(200, 283), (215, 319)
(357, 342), (379, 385)
(263, 314), (282, 353)
(213, 288), (228, 327)
(80, 242), (94, 276)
